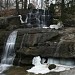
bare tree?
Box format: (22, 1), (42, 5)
(61, 0), (65, 21)
(0, 0), (5, 10)
(16, 0), (19, 14)
(24, 0), (27, 10)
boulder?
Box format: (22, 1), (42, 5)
(48, 64), (56, 70)
(0, 30), (10, 61)
(0, 16), (21, 30)
(4, 65), (75, 75)
(17, 45), (57, 57)
(14, 28), (75, 65)
(15, 28), (59, 49)
(0, 17), (8, 29)
(15, 28), (59, 65)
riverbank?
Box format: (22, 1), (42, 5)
(3, 65), (75, 75)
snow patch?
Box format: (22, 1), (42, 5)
(27, 56), (73, 74)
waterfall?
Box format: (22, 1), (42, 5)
(0, 31), (17, 73)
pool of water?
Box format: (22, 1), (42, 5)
(0, 65), (75, 75)
(0, 66), (31, 75)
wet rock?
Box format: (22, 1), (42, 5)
(7, 16), (20, 25)
(48, 64), (56, 70)
(14, 28), (75, 65)
(54, 28), (75, 58)
(0, 30), (10, 61)
(20, 57), (33, 65)
(4, 66), (75, 75)
(0, 16), (21, 30)
(0, 17), (8, 29)
(17, 28), (57, 34)
(4, 66), (29, 75)
(14, 56), (33, 66)
(64, 19), (75, 27)
(22, 33), (58, 47)
(17, 28), (59, 47)
(14, 28), (59, 65)
(54, 40), (75, 58)
(16, 45), (57, 65)
(17, 45), (57, 57)
(4, 66), (60, 75)
(15, 28), (59, 51)
(6, 16), (21, 30)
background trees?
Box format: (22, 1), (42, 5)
(0, 0), (74, 11)
(0, 0), (75, 16)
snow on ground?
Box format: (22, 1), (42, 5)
(27, 64), (50, 74)
(26, 56), (74, 74)
(27, 64), (74, 74)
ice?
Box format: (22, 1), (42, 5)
(27, 56), (74, 74)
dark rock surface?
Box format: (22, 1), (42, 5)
(0, 16), (20, 30)
(0, 17), (8, 29)
(48, 64), (56, 70)
(0, 15), (75, 67)
(14, 27), (75, 65)
(4, 66), (60, 75)
(15, 28), (59, 65)
(4, 66), (75, 75)
(0, 30), (10, 62)
(1, 25), (75, 65)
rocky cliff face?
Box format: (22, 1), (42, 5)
(0, 30), (11, 62)
(0, 16), (75, 66)
(13, 28), (75, 65)
(0, 16), (21, 30)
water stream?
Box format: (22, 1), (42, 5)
(0, 31), (17, 73)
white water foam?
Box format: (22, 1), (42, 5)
(0, 64), (12, 73)
(0, 31), (17, 73)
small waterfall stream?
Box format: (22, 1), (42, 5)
(0, 31), (17, 73)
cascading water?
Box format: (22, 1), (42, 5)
(18, 0), (53, 28)
(26, 9), (52, 28)
(41, 9), (46, 27)
(27, 11), (32, 27)
(0, 31), (17, 73)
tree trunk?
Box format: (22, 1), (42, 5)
(22, 0), (23, 9)
(24, 0), (27, 10)
(61, 0), (65, 22)
(7, 0), (8, 9)
(16, 0), (19, 15)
